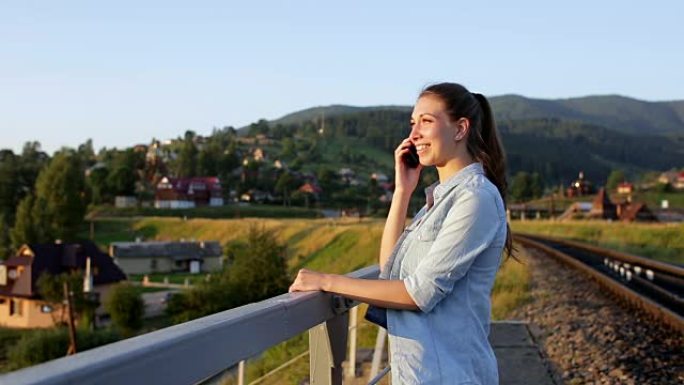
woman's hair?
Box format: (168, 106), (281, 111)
(420, 82), (514, 257)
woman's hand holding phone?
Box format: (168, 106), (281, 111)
(394, 138), (422, 195)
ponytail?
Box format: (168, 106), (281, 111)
(471, 93), (514, 258)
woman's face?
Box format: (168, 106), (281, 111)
(410, 95), (462, 167)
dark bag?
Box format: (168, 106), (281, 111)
(364, 305), (387, 329)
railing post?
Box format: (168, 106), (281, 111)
(309, 313), (348, 385)
(237, 360), (245, 385)
(369, 327), (387, 380)
(346, 306), (358, 379)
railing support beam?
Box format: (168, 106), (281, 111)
(309, 313), (348, 385)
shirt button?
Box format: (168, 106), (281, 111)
(418, 235), (422, 241)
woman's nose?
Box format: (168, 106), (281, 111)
(409, 123), (421, 140)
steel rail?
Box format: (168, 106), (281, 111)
(514, 234), (684, 333)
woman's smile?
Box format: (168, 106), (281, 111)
(415, 143), (430, 155)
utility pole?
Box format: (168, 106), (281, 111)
(64, 282), (78, 355)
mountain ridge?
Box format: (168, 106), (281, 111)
(266, 94), (684, 136)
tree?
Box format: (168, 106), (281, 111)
(36, 271), (98, 328)
(0, 214), (11, 260)
(0, 151), (19, 224)
(226, 226), (289, 302)
(107, 165), (136, 196)
(10, 193), (39, 248)
(104, 283), (144, 336)
(248, 119), (270, 136)
(77, 139), (96, 165)
(87, 165), (110, 204)
(275, 171), (298, 206)
(510, 171), (533, 203)
(31, 151), (87, 242)
(17, 142), (49, 198)
(280, 138), (296, 158)
(176, 131), (198, 177)
(167, 226), (289, 322)
(198, 139), (224, 176)
(530, 172), (544, 199)
(107, 149), (142, 197)
(606, 169), (626, 191)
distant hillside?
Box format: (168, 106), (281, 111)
(272, 105), (410, 126)
(267, 94), (684, 136)
(499, 118), (683, 184)
(491, 94), (684, 135)
(229, 93), (684, 187)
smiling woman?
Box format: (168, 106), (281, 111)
(290, 82), (513, 385)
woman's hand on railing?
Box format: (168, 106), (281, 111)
(289, 269), (331, 293)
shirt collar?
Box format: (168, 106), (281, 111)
(424, 162), (485, 208)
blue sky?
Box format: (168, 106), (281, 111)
(1, 1), (683, 154)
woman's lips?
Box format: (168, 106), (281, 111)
(416, 144), (430, 154)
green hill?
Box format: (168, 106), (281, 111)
(491, 94), (684, 135)
(266, 94), (684, 136)
(272, 105), (410, 126)
(251, 101), (683, 186)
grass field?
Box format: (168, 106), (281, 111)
(511, 220), (684, 265)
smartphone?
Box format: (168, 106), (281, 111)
(402, 143), (420, 168)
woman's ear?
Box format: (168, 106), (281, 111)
(454, 117), (470, 141)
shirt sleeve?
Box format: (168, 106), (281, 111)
(403, 187), (503, 313)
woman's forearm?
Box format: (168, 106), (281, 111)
(323, 274), (418, 310)
(379, 189), (412, 271)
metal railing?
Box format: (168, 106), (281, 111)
(0, 266), (383, 385)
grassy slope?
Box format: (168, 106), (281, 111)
(511, 220), (684, 265)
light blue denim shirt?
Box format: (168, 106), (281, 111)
(381, 162), (507, 385)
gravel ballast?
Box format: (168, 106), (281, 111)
(510, 247), (683, 385)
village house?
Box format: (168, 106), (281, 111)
(559, 188), (657, 222)
(616, 182), (634, 195)
(338, 168), (360, 186)
(657, 170), (684, 190)
(566, 171), (595, 197)
(115, 195), (137, 208)
(154, 176), (224, 209)
(109, 241), (224, 275)
(239, 189), (273, 203)
(0, 241), (126, 329)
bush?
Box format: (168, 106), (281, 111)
(167, 226), (290, 322)
(105, 283), (144, 336)
(7, 328), (120, 370)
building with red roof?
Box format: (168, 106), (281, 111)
(154, 176), (224, 209)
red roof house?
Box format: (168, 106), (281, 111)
(155, 176), (224, 209)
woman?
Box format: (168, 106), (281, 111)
(289, 82), (513, 384)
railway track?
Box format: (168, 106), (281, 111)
(513, 234), (684, 333)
